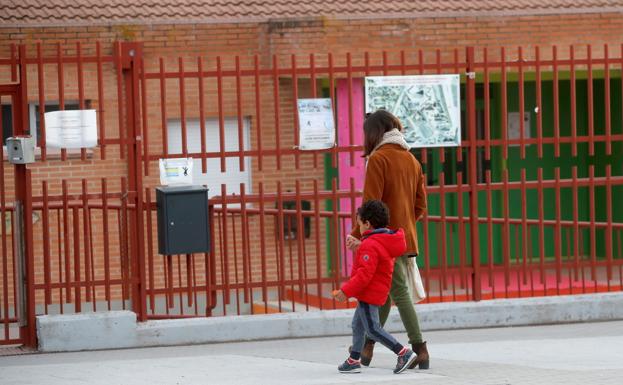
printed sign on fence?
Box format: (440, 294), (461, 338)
(44, 109), (98, 148)
(159, 158), (194, 185)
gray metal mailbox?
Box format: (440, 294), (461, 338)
(156, 185), (210, 255)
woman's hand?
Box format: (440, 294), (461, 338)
(346, 235), (361, 251)
(332, 289), (347, 302)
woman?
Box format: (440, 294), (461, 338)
(346, 109), (429, 369)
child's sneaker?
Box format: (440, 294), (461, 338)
(393, 349), (417, 374)
(338, 357), (362, 373)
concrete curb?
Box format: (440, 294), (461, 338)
(36, 292), (623, 352)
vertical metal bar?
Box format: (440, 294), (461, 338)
(144, 188), (154, 313)
(186, 253), (193, 307)
(520, 169), (528, 286)
(419, 49), (428, 166)
(604, 45), (611, 156)
(254, 55), (263, 171)
(197, 57), (207, 173)
(570, 45), (577, 157)
(295, 180), (305, 303)
(537, 168), (546, 285)
(62, 180), (71, 302)
(518, 46), (526, 159)
(259, 183), (267, 304)
(457, 156), (466, 288)
(77, 42), (87, 160)
(231, 213), (240, 314)
(503, 168), (511, 286)
(606, 165), (613, 282)
(292, 54), (301, 169)
(159, 58), (168, 156)
(310, 53), (319, 168)
(555, 168), (562, 287)
(36, 43), (47, 160)
(589, 165), (597, 281)
(501, 47), (508, 160)
(276, 182), (286, 309)
(0, 101), (8, 339)
(330, 178), (340, 307)
(273, 55), (282, 170)
(439, 156), (447, 290)
(553, 46), (560, 158)
(328, 53), (337, 169)
(313, 180), (322, 310)
(179, 57), (188, 157)
(587, 45), (594, 156)
(217, 56), (227, 172)
(82, 180), (92, 303)
(572, 167), (580, 281)
(347, 52), (355, 166)
(42, 182), (51, 307)
(141, 53), (149, 176)
(220, 184), (230, 309)
(115, 42), (124, 159)
(72, 206), (81, 312)
(483, 47), (494, 292)
(177, 254), (183, 315)
(57, 43), (67, 161)
(102, 179), (111, 309)
(96, 42), (107, 160)
(120, 178), (129, 304)
(240, 183), (250, 303)
(236, 56), (245, 172)
(535, 46), (543, 158)
(206, 204), (217, 315)
(466, 47), (481, 300)
(191, 253), (198, 315)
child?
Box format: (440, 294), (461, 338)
(332, 200), (417, 374)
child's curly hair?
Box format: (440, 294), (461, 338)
(357, 200), (390, 229)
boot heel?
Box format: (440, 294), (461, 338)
(418, 360), (430, 370)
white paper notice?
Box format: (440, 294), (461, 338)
(44, 109), (98, 149)
(159, 158), (194, 185)
(297, 98), (335, 150)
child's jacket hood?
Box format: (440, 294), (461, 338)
(361, 228), (407, 260)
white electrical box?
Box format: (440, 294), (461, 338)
(6, 136), (35, 164)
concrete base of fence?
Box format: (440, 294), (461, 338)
(36, 292), (623, 352)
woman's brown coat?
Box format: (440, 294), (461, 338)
(351, 143), (427, 255)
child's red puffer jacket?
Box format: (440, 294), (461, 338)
(341, 228), (406, 306)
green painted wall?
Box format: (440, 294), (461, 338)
(418, 76), (623, 268)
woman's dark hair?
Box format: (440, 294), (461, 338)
(357, 200), (390, 229)
(362, 110), (403, 157)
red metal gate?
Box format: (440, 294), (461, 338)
(1, 42), (622, 347)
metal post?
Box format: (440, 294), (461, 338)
(466, 47), (482, 301)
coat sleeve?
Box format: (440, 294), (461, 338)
(351, 155), (385, 239)
(340, 244), (379, 299)
(414, 159), (427, 221)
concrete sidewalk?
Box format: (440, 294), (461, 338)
(2, 320), (622, 385)
(36, 292), (623, 352)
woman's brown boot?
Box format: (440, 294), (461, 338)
(410, 341), (430, 369)
(360, 339), (376, 366)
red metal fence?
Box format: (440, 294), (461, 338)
(1, 42), (622, 347)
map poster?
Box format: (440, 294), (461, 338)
(297, 98), (336, 150)
(364, 75), (461, 148)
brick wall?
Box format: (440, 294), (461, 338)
(1, 11), (621, 314)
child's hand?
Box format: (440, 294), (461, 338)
(346, 235), (361, 251)
(332, 289), (347, 302)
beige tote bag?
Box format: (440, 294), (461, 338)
(406, 256), (426, 303)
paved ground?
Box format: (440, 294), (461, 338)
(1, 320), (622, 385)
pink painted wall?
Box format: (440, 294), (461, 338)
(336, 78), (365, 274)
